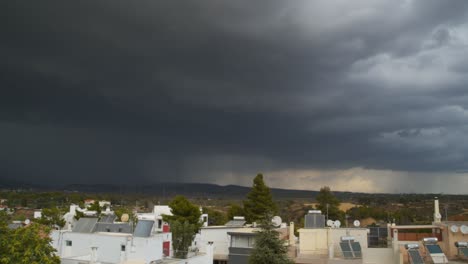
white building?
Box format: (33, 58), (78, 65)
(137, 205), (172, 232)
(196, 216), (290, 264)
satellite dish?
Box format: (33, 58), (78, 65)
(461, 225), (468, 234)
(435, 213), (442, 219)
(24, 219), (30, 225)
(334, 220), (341, 228)
(353, 220), (361, 227)
(121, 214), (129, 222)
(327, 220), (334, 227)
(451, 225), (459, 233)
(271, 216), (282, 227)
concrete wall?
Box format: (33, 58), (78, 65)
(298, 228), (329, 255)
(52, 231), (165, 264)
(127, 236), (164, 263)
(363, 248), (394, 264)
(298, 228), (368, 256)
(329, 228), (369, 250)
(198, 227), (245, 259)
(439, 222), (468, 259)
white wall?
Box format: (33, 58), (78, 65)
(57, 232), (129, 263)
(329, 228), (369, 249)
(298, 228), (369, 257)
(298, 228), (329, 255)
(52, 231), (166, 264)
(127, 236), (164, 263)
(198, 227), (246, 258)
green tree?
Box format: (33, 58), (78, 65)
(163, 195), (201, 232)
(114, 207), (133, 221)
(170, 220), (197, 259)
(37, 207), (65, 228)
(227, 203), (245, 220)
(202, 207), (227, 226)
(88, 201), (101, 215)
(0, 222), (60, 264)
(74, 209), (84, 221)
(315, 186), (344, 221)
(243, 174), (277, 223)
(248, 218), (294, 264)
(163, 196), (201, 259)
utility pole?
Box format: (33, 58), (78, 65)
(444, 204), (449, 222)
(326, 203), (329, 221)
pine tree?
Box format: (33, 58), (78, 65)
(315, 186), (344, 221)
(163, 195), (201, 232)
(162, 196), (201, 259)
(248, 218), (294, 264)
(170, 220), (197, 259)
(243, 173), (277, 223)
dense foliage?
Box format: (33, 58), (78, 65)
(227, 203), (245, 220)
(202, 207), (227, 226)
(315, 186), (344, 222)
(37, 207), (65, 228)
(163, 196), (201, 259)
(248, 219), (294, 264)
(170, 220), (197, 258)
(243, 174), (277, 223)
(0, 214), (60, 264)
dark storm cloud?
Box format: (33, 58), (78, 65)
(2, 0), (468, 191)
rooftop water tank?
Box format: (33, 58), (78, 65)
(304, 210), (325, 228)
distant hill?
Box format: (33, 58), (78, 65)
(3, 178), (468, 202)
(0, 177), (359, 199)
(61, 182), (365, 200)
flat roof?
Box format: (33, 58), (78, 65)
(202, 225), (247, 229)
(227, 228), (259, 236)
(390, 225), (443, 230)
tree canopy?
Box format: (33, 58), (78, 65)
(162, 196), (201, 259)
(227, 203), (245, 220)
(0, 221), (60, 264)
(315, 186), (344, 221)
(243, 174), (277, 223)
(170, 220), (197, 259)
(202, 207), (227, 226)
(163, 195), (201, 230)
(37, 207), (65, 228)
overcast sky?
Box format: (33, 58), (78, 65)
(2, 1), (468, 193)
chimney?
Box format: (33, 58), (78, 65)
(434, 197), (441, 223)
(90, 247), (98, 263)
(206, 242), (214, 262)
(289, 222), (295, 245)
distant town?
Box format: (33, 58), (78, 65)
(1, 174), (468, 263)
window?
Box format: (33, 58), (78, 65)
(231, 235), (255, 248)
(66, 240), (72, 246)
(158, 219), (162, 229)
(121, 245), (126, 251)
